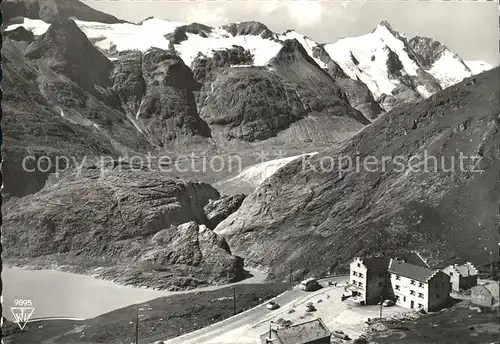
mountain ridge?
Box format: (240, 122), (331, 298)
(6, 14), (492, 116)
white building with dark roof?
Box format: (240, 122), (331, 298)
(443, 262), (478, 292)
(348, 254), (451, 311)
(388, 258), (451, 311)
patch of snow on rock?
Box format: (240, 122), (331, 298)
(428, 50), (473, 89)
(224, 152), (318, 187)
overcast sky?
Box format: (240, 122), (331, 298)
(83, 0), (499, 65)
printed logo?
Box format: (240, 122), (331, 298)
(11, 299), (34, 330)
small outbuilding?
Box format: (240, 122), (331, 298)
(471, 285), (495, 307)
(260, 318), (331, 344)
(443, 262), (478, 292)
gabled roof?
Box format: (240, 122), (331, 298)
(261, 318), (331, 344)
(483, 283), (499, 301)
(451, 262), (478, 277)
(388, 258), (437, 282)
(394, 251), (431, 268)
(354, 256), (391, 271)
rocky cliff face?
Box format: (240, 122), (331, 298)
(215, 68), (499, 280)
(407, 36), (446, 69)
(199, 65), (309, 142)
(136, 48), (212, 145)
(2, 33), (151, 197)
(3, 26), (35, 42)
(3, 162), (245, 289)
(24, 19), (115, 101)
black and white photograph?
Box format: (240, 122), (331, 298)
(1, 0), (499, 343)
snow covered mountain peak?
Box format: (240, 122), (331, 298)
(5, 12), (493, 114)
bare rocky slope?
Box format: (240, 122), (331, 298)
(194, 40), (369, 144)
(215, 67), (499, 281)
(3, 162), (246, 290)
(2, 21), (151, 198)
(2, 0), (125, 26)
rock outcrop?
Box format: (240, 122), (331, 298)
(4, 26), (35, 42)
(24, 19), (115, 100)
(165, 23), (214, 45)
(2, 0), (125, 25)
(135, 48), (212, 145)
(408, 36), (454, 70)
(221, 21), (275, 39)
(199, 66), (309, 142)
(204, 194), (246, 229)
(3, 163), (245, 290)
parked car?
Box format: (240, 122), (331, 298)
(383, 299), (395, 307)
(332, 330), (351, 340)
(305, 302), (316, 312)
(300, 278), (321, 291)
(266, 301), (280, 310)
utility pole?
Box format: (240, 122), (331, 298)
(380, 295), (383, 319)
(489, 244), (495, 279)
(233, 286), (236, 316)
(268, 320), (275, 341)
(490, 250), (494, 279)
(134, 313), (139, 344)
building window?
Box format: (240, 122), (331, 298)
(418, 293), (424, 298)
(449, 272), (453, 276)
(396, 275), (401, 280)
(378, 273), (384, 278)
(352, 271), (357, 276)
(357, 263), (360, 268)
(410, 290), (415, 296)
(396, 295), (400, 301)
(395, 285), (400, 290)
(359, 282), (363, 287)
(418, 282), (424, 288)
(410, 280), (415, 285)
(436, 294), (440, 298)
(359, 273), (363, 278)
(418, 303), (424, 309)
(378, 282), (383, 288)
